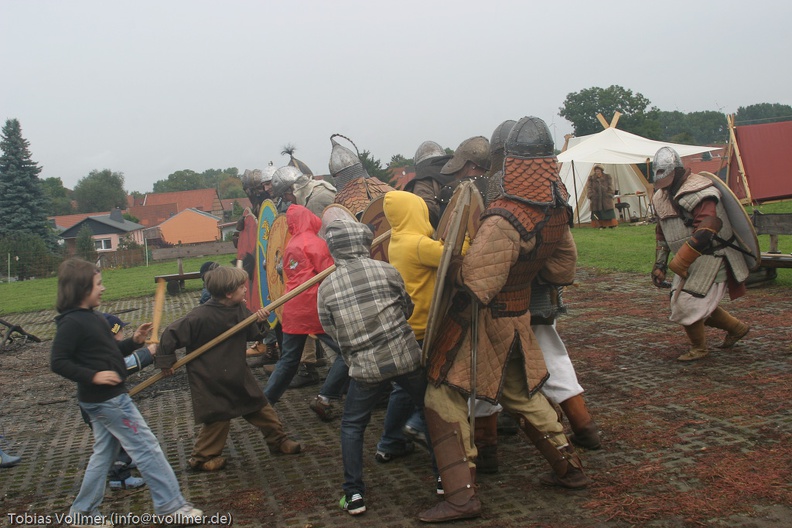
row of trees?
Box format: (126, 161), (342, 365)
(558, 85), (792, 144)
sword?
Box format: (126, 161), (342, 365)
(469, 293), (479, 448)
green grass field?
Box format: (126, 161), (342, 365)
(2, 210), (791, 315)
(0, 255), (226, 316)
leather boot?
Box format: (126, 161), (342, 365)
(679, 320), (709, 361)
(418, 408), (481, 523)
(559, 395), (601, 450)
(473, 414), (499, 474)
(705, 307), (750, 348)
(516, 413), (590, 489)
(289, 363), (320, 388)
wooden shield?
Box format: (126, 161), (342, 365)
(236, 212), (260, 310)
(700, 171), (761, 271)
(360, 195), (391, 262)
(434, 182), (486, 241)
(256, 200), (278, 326)
(320, 203), (357, 239)
(422, 180), (482, 361)
(266, 214), (292, 320)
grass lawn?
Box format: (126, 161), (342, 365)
(2, 207), (791, 315)
(0, 255), (233, 316)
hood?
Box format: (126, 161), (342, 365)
(325, 218), (372, 261)
(286, 204), (322, 236)
(383, 191), (433, 238)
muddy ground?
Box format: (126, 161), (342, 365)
(0, 267), (790, 527)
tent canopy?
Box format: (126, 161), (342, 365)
(558, 128), (718, 224)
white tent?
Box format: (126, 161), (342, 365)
(557, 127), (718, 224)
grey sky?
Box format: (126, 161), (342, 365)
(2, 0), (789, 194)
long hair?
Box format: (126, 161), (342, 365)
(56, 258), (99, 313)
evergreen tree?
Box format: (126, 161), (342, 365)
(75, 224), (98, 263)
(0, 119), (56, 247)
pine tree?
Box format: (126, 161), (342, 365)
(0, 119), (56, 247)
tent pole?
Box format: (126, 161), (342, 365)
(571, 160), (580, 227)
(727, 114), (753, 205)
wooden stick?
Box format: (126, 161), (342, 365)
(130, 229), (390, 396)
(146, 278), (167, 344)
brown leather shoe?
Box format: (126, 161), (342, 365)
(677, 347), (709, 361)
(270, 438), (301, 455)
(570, 422), (602, 450)
(540, 465), (590, 489)
(719, 324), (749, 348)
(188, 456), (227, 471)
(418, 495), (481, 523)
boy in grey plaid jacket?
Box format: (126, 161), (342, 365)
(317, 218), (431, 516)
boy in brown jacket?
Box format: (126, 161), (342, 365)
(156, 266), (301, 471)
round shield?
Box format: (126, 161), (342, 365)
(360, 195), (390, 262)
(320, 203), (357, 239)
(256, 200), (278, 326)
(422, 180), (482, 362)
(266, 214), (292, 320)
(700, 171), (761, 270)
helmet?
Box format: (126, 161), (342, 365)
(505, 116), (554, 158)
(240, 169), (263, 193)
(288, 156), (313, 176)
(414, 141), (445, 165)
(271, 165), (305, 198)
(440, 136), (491, 175)
(329, 134), (368, 191)
(261, 162), (276, 183)
(490, 120), (517, 154)
(652, 146), (683, 189)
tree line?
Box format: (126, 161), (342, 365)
(2, 88), (791, 279)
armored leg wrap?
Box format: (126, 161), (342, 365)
(705, 307), (750, 348)
(517, 413), (590, 489)
(418, 407), (480, 523)
(680, 320), (709, 361)
(559, 395), (601, 450)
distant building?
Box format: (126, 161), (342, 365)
(151, 208), (223, 245)
(58, 209), (144, 254)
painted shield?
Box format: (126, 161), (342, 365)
(236, 212), (260, 310)
(266, 214), (292, 320)
(700, 171), (761, 271)
(360, 195), (390, 262)
(320, 203), (357, 239)
(422, 180), (483, 362)
(256, 200), (278, 327)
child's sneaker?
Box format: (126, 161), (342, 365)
(436, 476), (444, 495)
(339, 492), (366, 515)
(109, 476), (145, 490)
(167, 503), (204, 526)
(374, 441), (415, 463)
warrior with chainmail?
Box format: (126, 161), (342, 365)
(471, 119), (601, 476)
(405, 141), (453, 228)
(651, 146), (751, 361)
(418, 117), (589, 523)
(328, 134), (394, 218)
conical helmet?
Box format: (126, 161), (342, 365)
(328, 134), (368, 191)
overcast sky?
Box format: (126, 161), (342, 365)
(2, 0), (789, 194)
